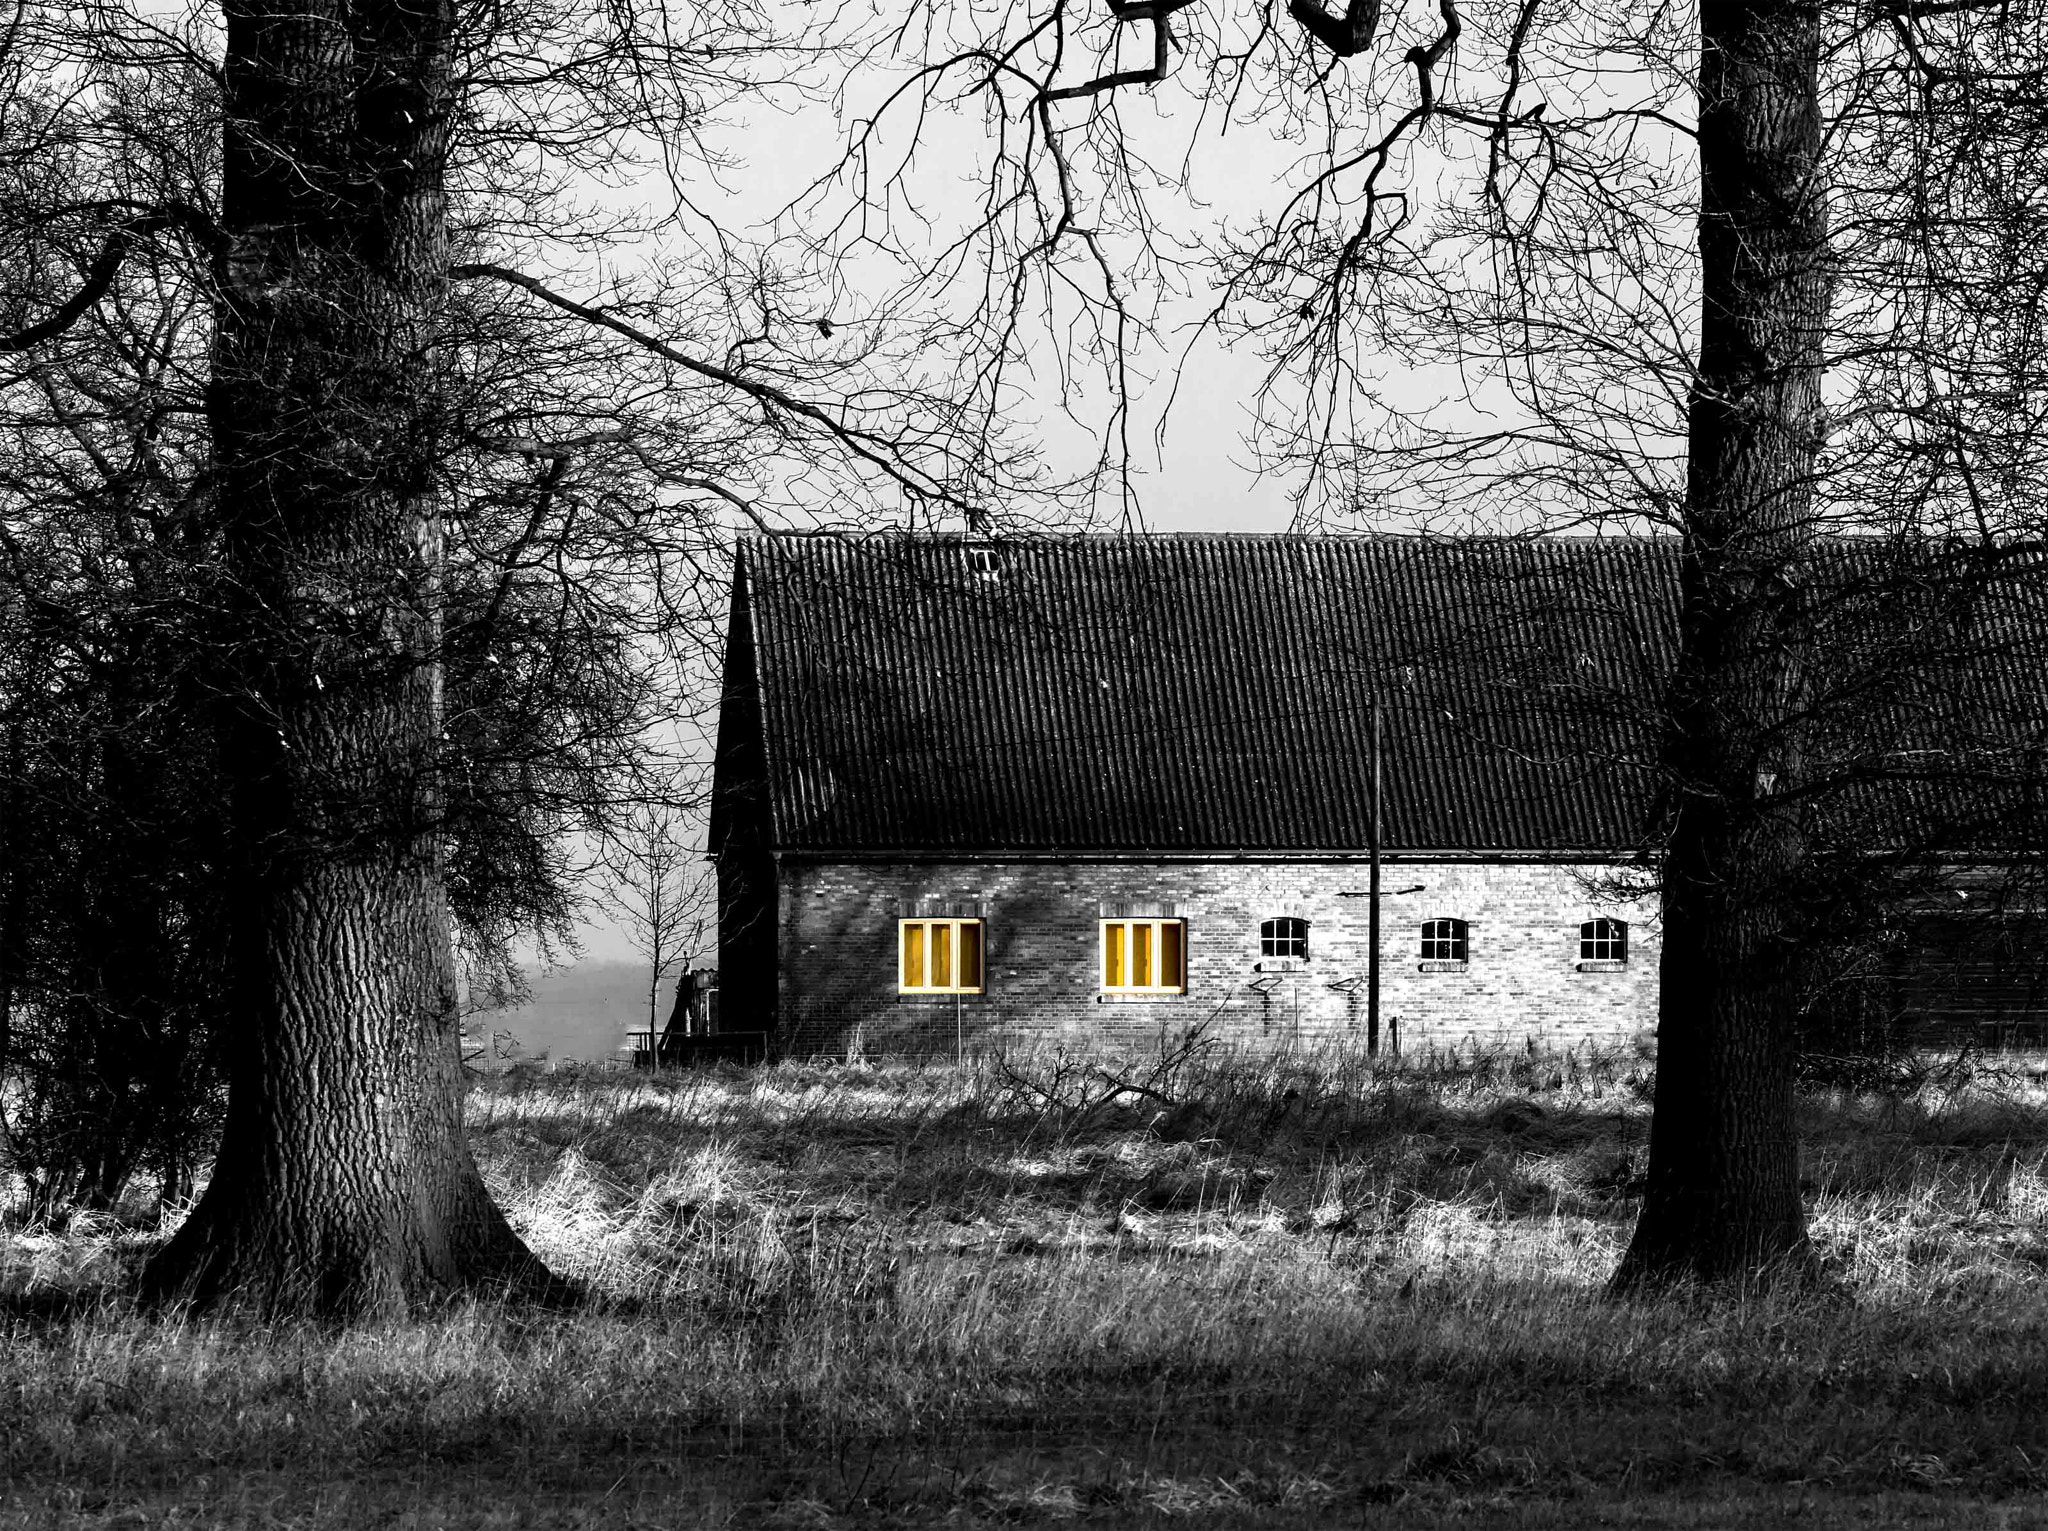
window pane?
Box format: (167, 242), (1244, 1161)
(1135, 922), (1154, 987)
(960, 921), (984, 989)
(1262, 917), (1307, 960)
(1163, 921), (1185, 989)
(934, 923), (953, 988)
(1422, 920), (1468, 962)
(1105, 922), (1125, 987)
(1580, 918), (1625, 961)
(904, 923), (925, 988)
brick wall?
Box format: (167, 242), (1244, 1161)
(772, 858), (1660, 1057)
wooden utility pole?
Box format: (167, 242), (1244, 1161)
(1368, 700), (1381, 1056)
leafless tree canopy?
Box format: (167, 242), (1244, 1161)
(785, 0), (2048, 540)
(0, 0), (1086, 968)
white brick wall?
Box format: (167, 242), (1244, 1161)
(776, 858), (1660, 1055)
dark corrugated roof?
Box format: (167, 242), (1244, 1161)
(736, 533), (1679, 853)
(1799, 544), (2048, 855)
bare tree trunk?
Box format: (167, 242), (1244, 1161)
(1614, 0), (1827, 1289)
(142, 0), (557, 1317)
(0, 712), (23, 1128)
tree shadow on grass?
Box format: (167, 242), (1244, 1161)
(470, 1051), (1663, 1235)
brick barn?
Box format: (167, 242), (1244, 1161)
(710, 532), (1691, 1057)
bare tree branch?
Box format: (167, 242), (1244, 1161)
(1285, 0), (1380, 59)
(0, 203), (219, 354)
(451, 260), (983, 519)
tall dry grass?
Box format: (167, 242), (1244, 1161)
(6, 1039), (2048, 1525)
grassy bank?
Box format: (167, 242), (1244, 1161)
(7, 1042), (2048, 1526)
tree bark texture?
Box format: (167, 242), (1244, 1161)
(141, 0), (551, 1316)
(1614, 0), (1828, 1289)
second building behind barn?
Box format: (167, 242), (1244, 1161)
(711, 533), (1680, 1057)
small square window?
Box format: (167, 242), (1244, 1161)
(1101, 918), (1187, 992)
(1420, 918), (1469, 963)
(1260, 916), (1309, 962)
(899, 918), (985, 993)
(1579, 918), (1627, 964)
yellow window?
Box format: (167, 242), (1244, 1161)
(903, 922), (925, 988)
(898, 919), (985, 993)
(960, 921), (983, 988)
(1100, 919), (1188, 992)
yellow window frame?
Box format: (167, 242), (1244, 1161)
(1100, 918), (1187, 993)
(898, 918), (985, 993)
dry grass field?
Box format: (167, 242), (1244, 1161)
(8, 1038), (2048, 1527)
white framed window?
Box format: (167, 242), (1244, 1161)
(1579, 918), (1628, 964)
(1101, 918), (1187, 993)
(1260, 916), (1310, 962)
(1420, 918), (1469, 964)
(899, 918), (984, 993)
